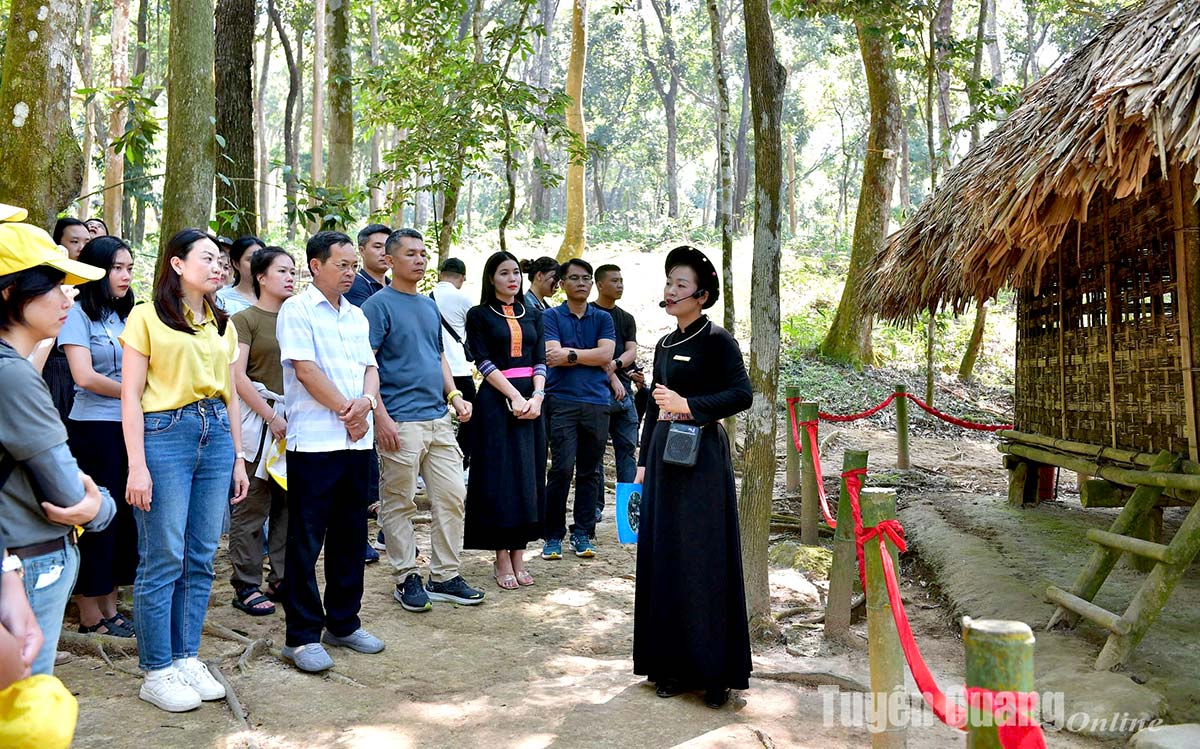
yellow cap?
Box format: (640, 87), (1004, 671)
(0, 222), (105, 285)
(0, 204), (29, 222)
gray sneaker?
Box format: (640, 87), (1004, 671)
(322, 628), (385, 654)
(280, 643), (334, 673)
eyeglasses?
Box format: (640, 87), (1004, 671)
(565, 274), (592, 284)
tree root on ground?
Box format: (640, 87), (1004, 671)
(775, 594), (865, 624)
(59, 630), (139, 657)
(204, 621), (253, 645)
(236, 638), (272, 675)
(752, 728), (777, 749)
(754, 670), (868, 692)
(204, 659), (262, 749)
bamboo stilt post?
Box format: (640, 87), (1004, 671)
(963, 617), (1036, 749)
(894, 385), (910, 469)
(825, 448), (868, 641)
(799, 401), (820, 545)
(861, 487), (905, 749)
(785, 386), (801, 492)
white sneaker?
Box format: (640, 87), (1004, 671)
(173, 657), (226, 701)
(139, 667), (202, 712)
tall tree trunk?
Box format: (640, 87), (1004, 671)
(215, 0), (258, 236)
(934, 0), (954, 166)
(103, 0), (131, 233)
(958, 300), (988, 381)
(415, 172), (429, 229)
(638, 0), (680, 219)
(926, 308), (936, 404)
(326, 0), (353, 188)
(257, 10), (273, 230)
(160, 0), (216, 261)
(732, 67), (750, 234)
(591, 155), (606, 221)
(440, 174), (463, 259)
(311, 0), (326, 186)
(899, 106), (911, 216)
(131, 0), (151, 238)
(985, 0), (1001, 84)
(77, 0), (97, 220)
(0, 0), (83, 230)
(530, 0), (559, 223)
(739, 0), (786, 637)
(556, 0), (587, 261)
(706, 0), (738, 447)
(368, 0), (383, 214)
(269, 0), (299, 241)
(786, 136), (796, 234)
(818, 20), (901, 367)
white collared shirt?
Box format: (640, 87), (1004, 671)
(277, 285), (377, 452)
(433, 280), (474, 377)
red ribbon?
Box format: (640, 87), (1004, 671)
(842, 467), (868, 590)
(860, 512), (1047, 747)
(784, 393), (1012, 431)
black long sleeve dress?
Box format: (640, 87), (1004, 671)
(462, 299), (547, 550)
(633, 315), (754, 692)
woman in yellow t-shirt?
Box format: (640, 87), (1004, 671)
(120, 229), (249, 714)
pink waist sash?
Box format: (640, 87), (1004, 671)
(500, 366), (535, 379)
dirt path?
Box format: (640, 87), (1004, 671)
(58, 426), (1109, 748)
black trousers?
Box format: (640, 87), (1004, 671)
(454, 374), (477, 469)
(282, 449), (370, 647)
(544, 396), (609, 540)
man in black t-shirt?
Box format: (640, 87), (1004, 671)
(591, 264), (640, 526)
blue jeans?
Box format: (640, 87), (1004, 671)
(23, 541), (80, 675)
(132, 399), (234, 671)
(599, 392), (640, 512)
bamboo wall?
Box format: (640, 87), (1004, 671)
(1015, 166), (1199, 456)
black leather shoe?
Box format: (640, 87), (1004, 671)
(655, 680), (685, 698)
(704, 688), (730, 709)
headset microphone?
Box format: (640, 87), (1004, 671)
(659, 289), (705, 308)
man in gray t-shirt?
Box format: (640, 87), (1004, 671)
(362, 229), (484, 612)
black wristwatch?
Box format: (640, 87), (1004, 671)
(567, 349), (578, 364)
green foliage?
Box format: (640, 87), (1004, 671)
(360, 0), (576, 222)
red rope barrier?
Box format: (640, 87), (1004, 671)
(847, 477), (1046, 747)
(785, 394), (1011, 431)
(901, 392), (1013, 431)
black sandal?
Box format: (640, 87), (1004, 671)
(263, 580), (285, 602)
(79, 618), (135, 638)
(108, 612), (136, 634)
(232, 586), (276, 616)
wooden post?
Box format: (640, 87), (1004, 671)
(785, 385), (801, 492)
(826, 448), (868, 641)
(963, 617), (1036, 749)
(799, 401), (820, 545)
(862, 487), (906, 749)
(894, 384), (910, 469)
(1128, 508), (1162, 573)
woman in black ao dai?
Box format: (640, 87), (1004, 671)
(463, 251), (547, 589)
(633, 246), (753, 709)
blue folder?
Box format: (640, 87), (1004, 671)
(615, 482), (642, 544)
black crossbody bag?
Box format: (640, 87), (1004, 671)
(429, 291), (475, 362)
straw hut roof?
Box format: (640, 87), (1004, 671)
(865, 0), (1200, 322)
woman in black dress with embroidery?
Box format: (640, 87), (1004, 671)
(463, 251), (547, 589)
(633, 245), (753, 709)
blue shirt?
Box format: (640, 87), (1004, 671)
(362, 287), (448, 422)
(345, 270), (388, 308)
(543, 302), (616, 406)
(277, 286), (377, 452)
(58, 305), (125, 422)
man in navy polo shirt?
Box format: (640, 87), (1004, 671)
(542, 258), (616, 560)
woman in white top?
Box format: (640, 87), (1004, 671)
(215, 236), (263, 314)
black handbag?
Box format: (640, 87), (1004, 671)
(662, 423), (702, 467)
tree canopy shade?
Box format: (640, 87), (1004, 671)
(0, 0), (83, 230)
(214, 0), (258, 236)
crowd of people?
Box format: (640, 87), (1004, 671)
(0, 203), (753, 744)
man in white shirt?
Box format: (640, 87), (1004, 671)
(431, 257), (475, 471)
(276, 231), (386, 673)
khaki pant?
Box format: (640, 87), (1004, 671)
(378, 414), (466, 584)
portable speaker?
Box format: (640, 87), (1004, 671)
(662, 423), (702, 466)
